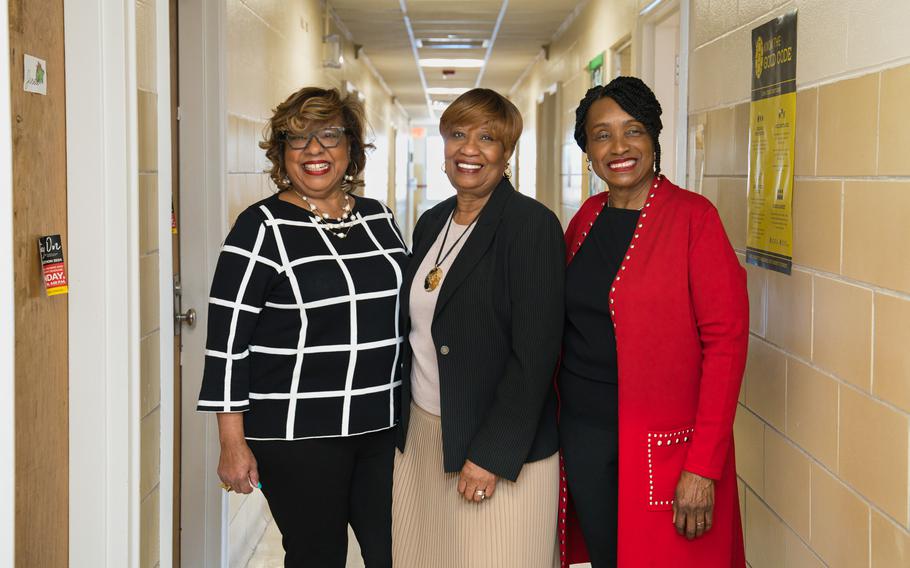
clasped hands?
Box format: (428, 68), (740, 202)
(672, 469), (715, 540)
(457, 459), (497, 503)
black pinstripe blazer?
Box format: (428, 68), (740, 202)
(396, 178), (565, 481)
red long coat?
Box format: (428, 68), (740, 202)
(557, 175), (748, 567)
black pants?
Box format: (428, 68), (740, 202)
(248, 428), (394, 568)
(559, 371), (619, 568)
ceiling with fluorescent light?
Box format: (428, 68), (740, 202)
(329, 0), (585, 123)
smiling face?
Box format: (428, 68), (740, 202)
(585, 97), (655, 194)
(283, 119), (351, 199)
(443, 122), (510, 197)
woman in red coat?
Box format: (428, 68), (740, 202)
(557, 76), (748, 567)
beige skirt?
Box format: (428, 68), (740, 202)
(392, 403), (559, 568)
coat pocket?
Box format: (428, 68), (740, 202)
(646, 426), (695, 511)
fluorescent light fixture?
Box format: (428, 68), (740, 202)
(426, 87), (469, 96)
(419, 58), (485, 68)
(416, 38), (489, 49)
(431, 100), (451, 110)
(640, 0), (663, 15)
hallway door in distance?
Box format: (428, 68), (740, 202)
(535, 87), (561, 219)
(639, 2), (683, 184)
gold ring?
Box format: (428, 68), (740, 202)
(219, 482), (233, 492)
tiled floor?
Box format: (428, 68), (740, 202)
(246, 522), (365, 568)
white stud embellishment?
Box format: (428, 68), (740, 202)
(648, 427), (695, 506)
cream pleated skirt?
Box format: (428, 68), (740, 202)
(392, 403), (560, 568)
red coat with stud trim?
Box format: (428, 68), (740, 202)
(557, 176), (748, 567)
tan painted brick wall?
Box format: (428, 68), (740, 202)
(690, 1), (910, 566)
(137, 0), (161, 566)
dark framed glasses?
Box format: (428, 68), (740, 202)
(283, 126), (347, 150)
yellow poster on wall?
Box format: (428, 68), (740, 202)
(747, 11), (797, 274)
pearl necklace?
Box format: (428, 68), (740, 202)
(293, 189), (354, 239)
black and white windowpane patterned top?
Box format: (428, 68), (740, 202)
(197, 194), (409, 441)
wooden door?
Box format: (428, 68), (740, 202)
(8, 0), (68, 565)
(169, 0), (183, 564)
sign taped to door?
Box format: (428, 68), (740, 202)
(38, 234), (68, 296)
(23, 54), (47, 95)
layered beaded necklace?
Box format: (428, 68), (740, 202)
(292, 188), (354, 239)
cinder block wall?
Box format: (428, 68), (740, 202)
(137, 0), (161, 566)
(689, 1), (910, 566)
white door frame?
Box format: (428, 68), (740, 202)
(156, 0), (177, 564)
(0, 2), (16, 565)
(64, 0), (176, 565)
(177, 0), (229, 566)
(64, 0), (140, 565)
(636, 0), (690, 186)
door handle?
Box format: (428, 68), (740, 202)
(175, 308), (197, 328)
(173, 275), (196, 333)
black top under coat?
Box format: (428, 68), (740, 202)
(562, 205), (640, 384)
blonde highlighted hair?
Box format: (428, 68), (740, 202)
(261, 87), (374, 192)
(438, 88), (523, 155)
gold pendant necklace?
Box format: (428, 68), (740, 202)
(424, 266), (443, 292)
(423, 211), (477, 292)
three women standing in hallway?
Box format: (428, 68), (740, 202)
(391, 88), (565, 568)
(198, 87), (407, 568)
(198, 78), (747, 568)
(559, 76), (748, 567)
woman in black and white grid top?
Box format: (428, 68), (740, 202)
(197, 87), (407, 568)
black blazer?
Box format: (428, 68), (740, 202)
(396, 178), (565, 481)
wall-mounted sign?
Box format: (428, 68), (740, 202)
(38, 235), (68, 296)
(746, 11), (798, 274)
(23, 54), (47, 95)
(746, 11), (796, 274)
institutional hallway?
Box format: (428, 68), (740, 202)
(3, 1), (910, 567)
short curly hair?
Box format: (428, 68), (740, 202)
(439, 88), (522, 156)
(260, 87), (374, 192)
(574, 76), (663, 176)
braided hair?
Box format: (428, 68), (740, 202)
(573, 76), (664, 176)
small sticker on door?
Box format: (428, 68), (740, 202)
(38, 235), (68, 296)
(24, 54), (47, 95)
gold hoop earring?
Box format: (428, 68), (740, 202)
(504, 163), (512, 179)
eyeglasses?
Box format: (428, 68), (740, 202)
(283, 126), (348, 150)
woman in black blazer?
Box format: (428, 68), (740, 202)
(391, 88), (564, 568)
